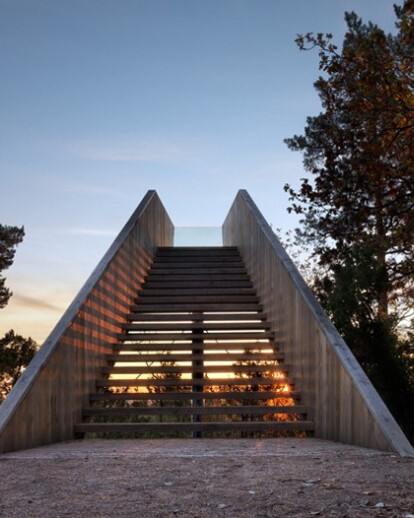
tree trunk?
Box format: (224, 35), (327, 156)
(375, 185), (389, 321)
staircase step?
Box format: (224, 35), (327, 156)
(137, 287), (256, 296)
(75, 421), (315, 434)
(126, 312), (267, 322)
(129, 304), (263, 312)
(134, 295), (259, 304)
(141, 284), (252, 293)
(150, 263), (245, 270)
(108, 352), (284, 363)
(146, 275), (251, 282)
(96, 377), (289, 388)
(122, 322), (270, 331)
(90, 390), (300, 402)
(118, 331), (274, 341)
(154, 256), (243, 263)
(156, 247), (238, 255)
(82, 405), (307, 417)
(103, 364), (285, 375)
(115, 342), (275, 351)
(147, 266), (248, 274)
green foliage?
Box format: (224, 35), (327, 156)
(284, 2), (414, 320)
(0, 223), (37, 401)
(0, 224), (25, 309)
(0, 330), (37, 401)
(284, 1), (414, 442)
(313, 247), (414, 439)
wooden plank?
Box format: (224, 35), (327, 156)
(150, 262), (244, 269)
(142, 281), (254, 289)
(146, 275), (250, 282)
(89, 390), (301, 402)
(96, 377), (288, 388)
(134, 295), (259, 304)
(154, 256), (243, 263)
(74, 421), (315, 434)
(156, 247), (238, 254)
(126, 312), (267, 322)
(156, 247), (238, 252)
(108, 352), (284, 362)
(103, 364), (285, 375)
(115, 342), (275, 351)
(146, 266), (246, 278)
(137, 287), (256, 296)
(122, 322), (270, 331)
(83, 405), (308, 417)
(129, 304), (263, 312)
(118, 331), (274, 341)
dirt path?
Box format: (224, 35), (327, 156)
(0, 438), (413, 517)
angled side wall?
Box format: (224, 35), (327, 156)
(0, 191), (174, 453)
(223, 190), (414, 456)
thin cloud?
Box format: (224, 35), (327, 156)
(70, 138), (196, 164)
(12, 294), (62, 312)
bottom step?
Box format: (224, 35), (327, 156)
(75, 421), (314, 434)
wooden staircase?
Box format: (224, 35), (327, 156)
(75, 246), (314, 437)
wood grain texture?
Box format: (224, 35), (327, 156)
(223, 190), (414, 457)
(0, 191), (173, 453)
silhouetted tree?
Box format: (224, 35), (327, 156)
(0, 330), (36, 401)
(0, 224), (24, 309)
(284, 3), (414, 321)
(284, 1), (414, 442)
(0, 222), (37, 400)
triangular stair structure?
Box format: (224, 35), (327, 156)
(75, 246), (314, 437)
(1, 190), (412, 456)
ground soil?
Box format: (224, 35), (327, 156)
(0, 438), (413, 518)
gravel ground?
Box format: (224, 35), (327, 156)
(0, 438), (413, 518)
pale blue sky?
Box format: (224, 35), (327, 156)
(0, 0), (398, 342)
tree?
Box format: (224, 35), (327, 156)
(0, 224), (25, 309)
(313, 247), (414, 439)
(0, 331), (37, 401)
(0, 223), (37, 401)
(284, 3), (414, 322)
(284, 1), (414, 441)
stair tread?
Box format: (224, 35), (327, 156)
(122, 322), (270, 331)
(137, 288), (256, 296)
(83, 405), (307, 416)
(126, 312), (266, 322)
(75, 421), (315, 433)
(134, 295), (259, 304)
(150, 263), (245, 270)
(146, 275), (251, 282)
(96, 377), (290, 387)
(108, 352), (284, 362)
(104, 364), (285, 375)
(142, 282), (254, 290)
(148, 267), (247, 280)
(116, 342), (275, 351)
(118, 336), (274, 342)
(155, 246), (240, 257)
(153, 257), (243, 263)
(89, 390), (300, 401)
(129, 304), (263, 312)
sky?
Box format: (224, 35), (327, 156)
(0, 0), (399, 344)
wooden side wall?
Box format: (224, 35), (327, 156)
(223, 190), (414, 456)
(0, 190), (174, 453)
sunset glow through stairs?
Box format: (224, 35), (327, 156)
(75, 246), (314, 438)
